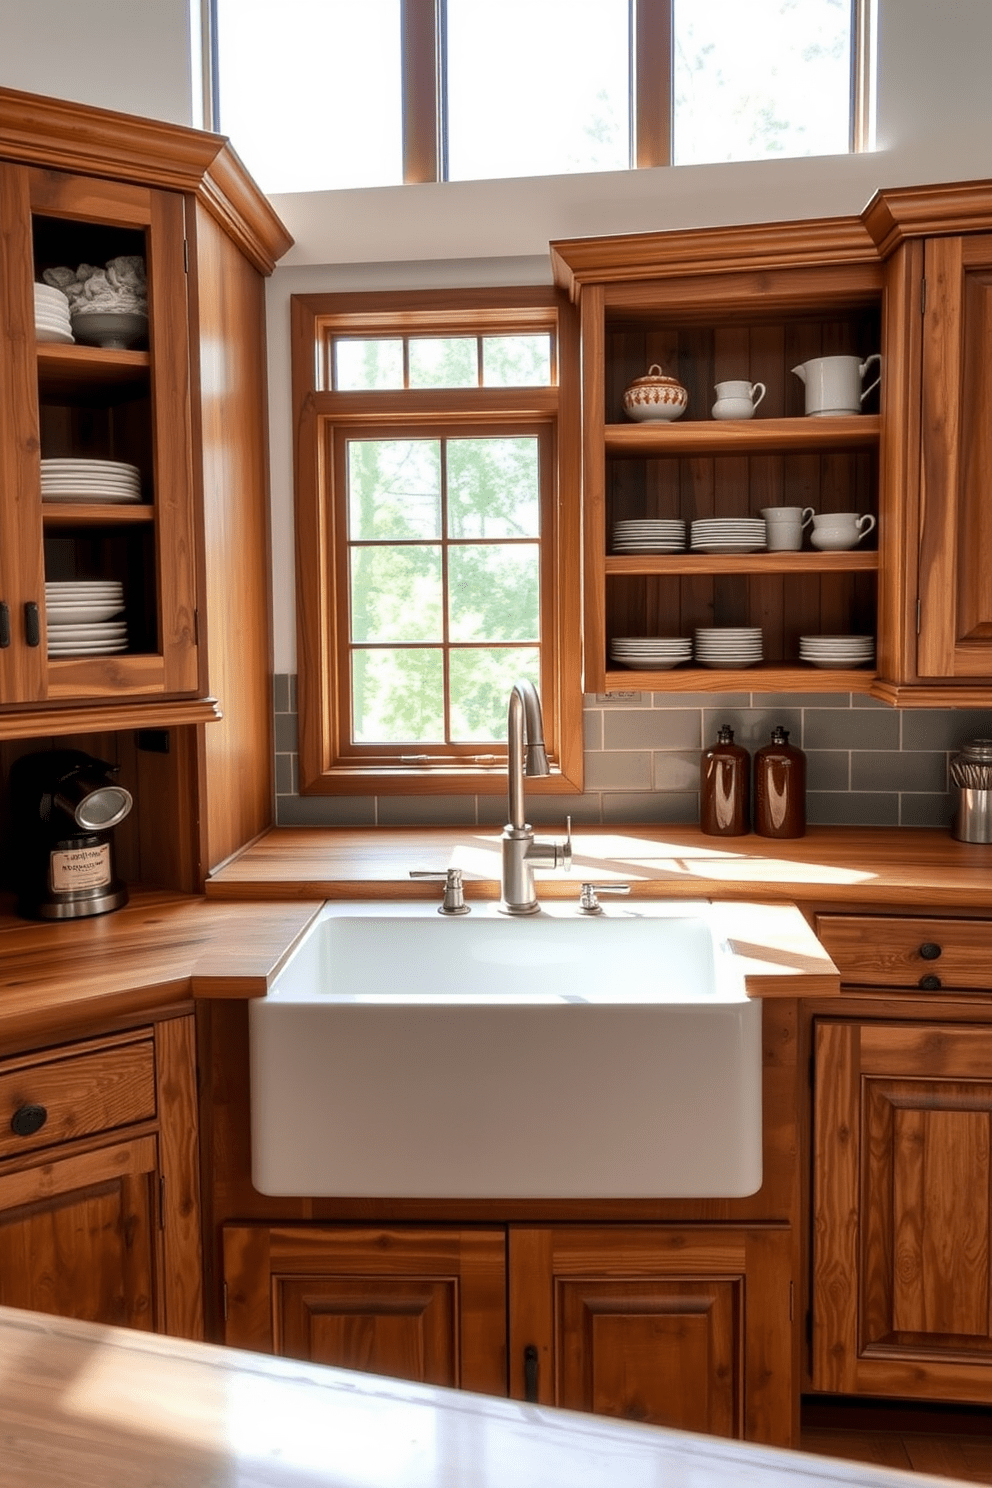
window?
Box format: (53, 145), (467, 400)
(292, 289), (582, 794)
(211, 0), (870, 193)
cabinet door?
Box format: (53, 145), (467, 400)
(508, 1225), (794, 1447)
(813, 1019), (992, 1402)
(223, 1225), (507, 1396)
(0, 1134), (161, 1328)
(917, 235), (992, 680)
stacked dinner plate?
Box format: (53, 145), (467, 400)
(612, 519), (686, 553)
(694, 627), (764, 669)
(610, 636), (693, 670)
(690, 518), (766, 553)
(46, 580), (127, 656)
(34, 283), (73, 344)
(40, 458), (142, 504)
(799, 634), (875, 669)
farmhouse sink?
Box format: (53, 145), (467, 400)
(249, 899), (763, 1199)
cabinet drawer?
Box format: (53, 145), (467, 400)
(814, 914), (992, 991)
(0, 1035), (156, 1160)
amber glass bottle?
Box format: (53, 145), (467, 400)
(754, 726), (806, 838)
(700, 725), (750, 836)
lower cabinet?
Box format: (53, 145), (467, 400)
(222, 1221), (793, 1445)
(0, 1016), (203, 1338)
(813, 1018), (992, 1403)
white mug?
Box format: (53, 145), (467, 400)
(712, 379), (766, 421)
(792, 354), (881, 417)
(761, 506), (814, 551)
(810, 512), (877, 551)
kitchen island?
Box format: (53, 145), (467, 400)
(0, 1303), (963, 1488)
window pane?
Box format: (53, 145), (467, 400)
(449, 648), (541, 742)
(215, 0), (402, 192)
(352, 649), (444, 742)
(408, 338), (478, 388)
(350, 547), (443, 641)
(348, 440), (441, 540)
(446, 0), (630, 181)
(482, 336), (552, 387)
(673, 0), (852, 165)
(336, 339), (404, 390)
(448, 545), (540, 643)
(447, 438), (540, 539)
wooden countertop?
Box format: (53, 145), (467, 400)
(0, 889), (322, 1043)
(206, 824), (992, 913)
(0, 1304), (961, 1488)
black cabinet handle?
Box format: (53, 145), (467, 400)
(24, 602), (40, 647)
(523, 1344), (539, 1403)
(918, 974), (942, 991)
(0, 602), (9, 648)
(10, 1103), (48, 1137)
(919, 942), (943, 961)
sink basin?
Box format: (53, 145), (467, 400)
(249, 900), (763, 1199)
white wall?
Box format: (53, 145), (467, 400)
(4, 0), (992, 671)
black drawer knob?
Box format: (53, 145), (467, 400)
(919, 942), (943, 960)
(10, 1103), (48, 1137)
(918, 974), (942, 991)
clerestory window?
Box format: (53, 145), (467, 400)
(292, 288), (582, 795)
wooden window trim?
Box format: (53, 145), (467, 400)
(292, 286), (583, 796)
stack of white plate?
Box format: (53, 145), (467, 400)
(610, 636), (693, 669)
(35, 283), (73, 344)
(694, 627), (764, 668)
(690, 518), (766, 553)
(46, 581), (127, 656)
(41, 458), (142, 504)
(612, 520), (686, 553)
(799, 634), (875, 669)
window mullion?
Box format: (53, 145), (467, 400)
(632, 0), (673, 169)
(402, 0), (443, 183)
(440, 437), (452, 744)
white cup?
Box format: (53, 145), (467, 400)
(712, 379), (766, 420)
(809, 512), (877, 551)
(761, 506), (814, 551)
(792, 354), (881, 416)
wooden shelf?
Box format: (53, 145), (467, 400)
(604, 663), (877, 694)
(42, 501), (153, 525)
(0, 695), (221, 740)
(37, 343), (149, 396)
(604, 415), (880, 457)
(605, 551), (879, 576)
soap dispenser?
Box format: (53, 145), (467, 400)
(754, 726), (806, 838)
(700, 725), (750, 836)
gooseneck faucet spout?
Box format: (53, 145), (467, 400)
(501, 681), (571, 915)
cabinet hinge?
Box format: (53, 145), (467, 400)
(183, 238), (189, 274)
(921, 277), (926, 315)
(159, 1175), (166, 1231)
(916, 597), (922, 635)
(222, 1281), (229, 1323)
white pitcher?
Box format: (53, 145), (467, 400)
(792, 354), (881, 416)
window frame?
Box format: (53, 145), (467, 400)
(291, 286), (583, 796)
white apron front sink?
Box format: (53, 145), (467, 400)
(249, 899), (763, 1199)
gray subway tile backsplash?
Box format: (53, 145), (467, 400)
(271, 677), (975, 832)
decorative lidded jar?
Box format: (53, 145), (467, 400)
(754, 726), (807, 839)
(622, 364), (689, 423)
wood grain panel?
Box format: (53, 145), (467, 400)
(154, 1013), (203, 1339)
(0, 1036), (155, 1159)
(815, 914), (992, 990)
(278, 1276), (457, 1386)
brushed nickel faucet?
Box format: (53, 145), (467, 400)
(500, 680), (571, 914)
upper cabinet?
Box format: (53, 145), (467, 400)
(554, 185), (992, 707)
(0, 87), (292, 742)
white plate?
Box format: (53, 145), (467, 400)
(46, 583), (124, 593)
(48, 643), (129, 656)
(49, 624), (128, 639)
(41, 459), (141, 475)
(35, 325), (74, 344)
(46, 603), (126, 623)
(43, 491), (142, 504)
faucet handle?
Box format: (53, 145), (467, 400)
(561, 814), (573, 873)
(409, 867), (471, 915)
(578, 882), (631, 915)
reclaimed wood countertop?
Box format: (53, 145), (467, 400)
(0, 1304), (964, 1488)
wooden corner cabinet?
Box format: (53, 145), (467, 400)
(552, 181), (992, 706)
(0, 1011), (203, 1339)
(0, 86), (291, 889)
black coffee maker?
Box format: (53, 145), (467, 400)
(9, 749), (133, 919)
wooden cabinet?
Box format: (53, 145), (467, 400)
(221, 1221), (793, 1445)
(222, 1224), (507, 1396)
(0, 1014), (203, 1338)
(812, 1016), (992, 1404)
(551, 224), (884, 696)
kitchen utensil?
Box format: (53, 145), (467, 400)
(792, 354), (881, 416)
(809, 512), (876, 550)
(712, 380), (766, 420)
